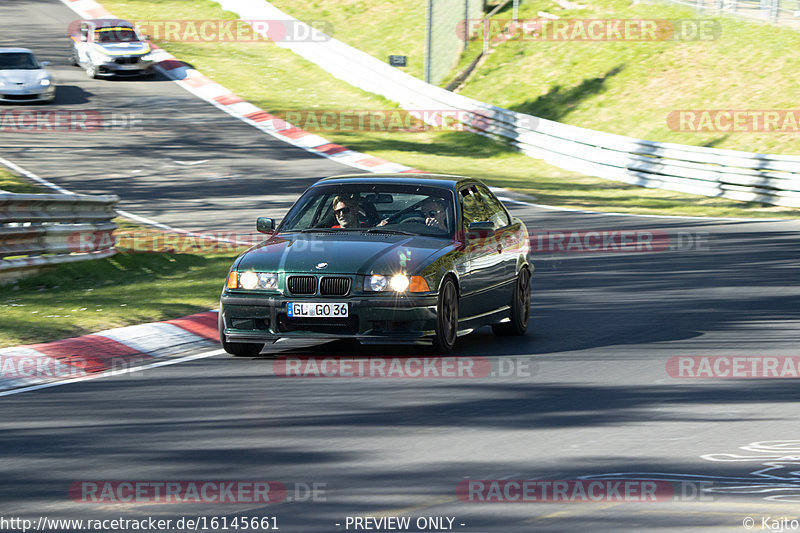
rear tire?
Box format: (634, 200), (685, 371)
(219, 313), (264, 356)
(431, 277), (458, 353)
(492, 267), (531, 336)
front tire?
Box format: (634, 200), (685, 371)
(492, 267), (531, 336)
(431, 277), (459, 353)
(219, 313), (264, 356)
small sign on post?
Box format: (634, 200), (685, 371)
(388, 55), (407, 67)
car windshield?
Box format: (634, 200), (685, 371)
(94, 28), (140, 42)
(0, 52), (39, 70)
(279, 183), (456, 237)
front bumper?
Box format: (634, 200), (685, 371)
(95, 59), (155, 77)
(220, 292), (439, 345)
(0, 86), (55, 103)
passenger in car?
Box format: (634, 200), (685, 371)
(331, 195), (361, 228)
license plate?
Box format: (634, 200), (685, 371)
(287, 302), (348, 318)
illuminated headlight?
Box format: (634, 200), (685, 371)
(93, 53), (114, 63)
(364, 274), (430, 292)
(365, 274), (388, 292)
(230, 271), (278, 290)
(389, 274), (410, 292)
(239, 271), (259, 289)
(39, 79), (51, 87)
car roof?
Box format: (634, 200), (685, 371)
(0, 48), (34, 54)
(85, 19), (136, 28)
(313, 173), (479, 191)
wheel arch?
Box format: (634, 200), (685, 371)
(436, 271), (460, 298)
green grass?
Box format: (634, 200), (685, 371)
(93, 0), (799, 218)
(0, 249), (236, 348)
(0, 166), (44, 193)
(271, 0), (800, 155)
(457, 0), (800, 155)
(272, 0), (428, 80)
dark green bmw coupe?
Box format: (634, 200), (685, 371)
(219, 174), (532, 355)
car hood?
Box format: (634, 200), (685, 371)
(0, 69), (48, 86)
(235, 232), (456, 275)
(93, 42), (150, 56)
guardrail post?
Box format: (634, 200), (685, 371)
(771, 0), (780, 21)
(424, 0), (433, 83)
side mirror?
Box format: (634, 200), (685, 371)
(40, 61), (51, 67)
(256, 217), (275, 234)
(466, 221), (495, 250)
(468, 221), (495, 235)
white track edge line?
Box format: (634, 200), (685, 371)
(0, 348), (226, 397)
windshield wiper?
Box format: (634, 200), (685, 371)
(363, 228), (416, 236)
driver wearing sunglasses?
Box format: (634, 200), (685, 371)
(420, 198), (447, 231)
(331, 195), (361, 228)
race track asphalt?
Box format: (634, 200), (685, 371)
(2, 1), (800, 531)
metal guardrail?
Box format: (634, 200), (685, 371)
(220, 0), (800, 208)
(0, 193), (119, 279)
(666, 0), (800, 26)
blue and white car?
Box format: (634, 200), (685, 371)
(0, 48), (55, 104)
(68, 19), (155, 78)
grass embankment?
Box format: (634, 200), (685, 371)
(458, 0), (800, 155)
(274, 0), (800, 155)
(0, 167), (43, 193)
(0, 250), (235, 348)
(95, 0), (799, 218)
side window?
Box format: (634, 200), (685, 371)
(475, 185), (510, 229)
(459, 186), (483, 230)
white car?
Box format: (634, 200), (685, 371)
(0, 48), (56, 104)
(69, 19), (155, 78)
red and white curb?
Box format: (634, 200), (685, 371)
(0, 311), (219, 393)
(58, 0), (421, 175)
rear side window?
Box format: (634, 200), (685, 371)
(459, 186), (483, 230)
(475, 185), (510, 229)
(460, 184), (509, 230)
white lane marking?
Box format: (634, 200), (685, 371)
(0, 157), (73, 194)
(172, 160), (209, 166)
(115, 209), (176, 230)
(580, 441), (800, 502)
(0, 157), (254, 244)
(0, 157), (253, 244)
(0, 349), (226, 398)
(115, 209), (253, 245)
